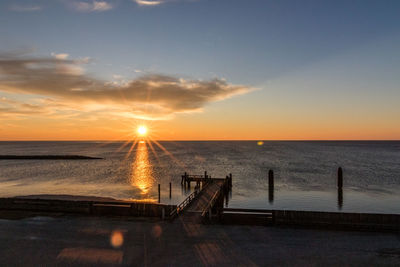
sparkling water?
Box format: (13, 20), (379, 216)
(0, 141), (399, 213)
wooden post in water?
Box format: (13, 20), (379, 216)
(337, 167), (343, 210)
(204, 171), (208, 179)
(337, 167), (343, 188)
(268, 170), (274, 187)
(229, 173), (232, 187)
(338, 188), (343, 210)
(169, 182), (172, 199)
(268, 169), (274, 203)
(158, 184), (161, 203)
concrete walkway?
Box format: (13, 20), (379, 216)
(0, 214), (400, 266)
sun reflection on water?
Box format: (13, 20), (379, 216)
(131, 141), (155, 196)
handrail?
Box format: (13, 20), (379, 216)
(187, 175), (205, 178)
(185, 176), (225, 180)
(201, 179), (230, 218)
(201, 187), (221, 217)
(169, 187), (201, 218)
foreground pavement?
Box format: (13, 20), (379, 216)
(0, 214), (399, 266)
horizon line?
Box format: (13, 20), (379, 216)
(0, 139), (399, 142)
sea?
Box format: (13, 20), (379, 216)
(0, 141), (399, 214)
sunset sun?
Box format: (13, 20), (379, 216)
(137, 126), (148, 136)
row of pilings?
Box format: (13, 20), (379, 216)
(157, 171), (233, 204)
(156, 182), (173, 203)
(268, 167), (345, 209)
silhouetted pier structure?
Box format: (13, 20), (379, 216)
(181, 171), (209, 188)
(173, 172), (232, 222)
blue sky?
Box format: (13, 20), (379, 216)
(2, 0), (399, 82)
(1, 0), (400, 139)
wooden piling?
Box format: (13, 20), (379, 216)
(268, 170), (274, 203)
(268, 170), (274, 188)
(338, 167), (343, 188)
(169, 182), (172, 199)
(158, 184), (161, 203)
(338, 188), (343, 210)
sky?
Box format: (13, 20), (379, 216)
(0, 0), (399, 140)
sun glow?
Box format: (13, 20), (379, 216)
(115, 121), (183, 201)
(131, 141), (154, 195)
(137, 126), (147, 136)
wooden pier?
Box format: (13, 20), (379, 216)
(173, 173), (232, 223)
(181, 171), (209, 187)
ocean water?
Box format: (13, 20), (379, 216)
(0, 141), (399, 214)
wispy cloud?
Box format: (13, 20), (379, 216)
(9, 5), (42, 12)
(133, 0), (196, 7)
(51, 52), (69, 60)
(0, 97), (49, 118)
(134, 0), (163, 6)
(0, 53), (253, 120)
(71, 1), (113, 12)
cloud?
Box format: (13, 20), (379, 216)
(0, 54), (253, 120)
(72, 1), (113, 12)
(133, 0), (196, 6)
(0, 97), (53, 118)
(9, 5), (42, 12)
(134, 0), (163, 6)
(51, 52), (69, 60)
(113, 74), (123, 79)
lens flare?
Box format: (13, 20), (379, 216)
(110, 231), (124, 248)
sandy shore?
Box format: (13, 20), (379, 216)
(0, 213), (399, 266)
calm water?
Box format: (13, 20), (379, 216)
(0, 141), (399, 214)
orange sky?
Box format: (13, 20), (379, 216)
(1, 107), (399, 140)
(1, 1), (400, 140)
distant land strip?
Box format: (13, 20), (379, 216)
(0, 155), (103, 160)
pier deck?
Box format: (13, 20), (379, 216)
(175, 174), (232, 223)
(185, 180), (224, 213)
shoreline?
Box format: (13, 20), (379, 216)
(0, 155), (102, 160)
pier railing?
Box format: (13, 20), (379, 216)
(169, 187), (201, 218)
(201, 183), (224, 218)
